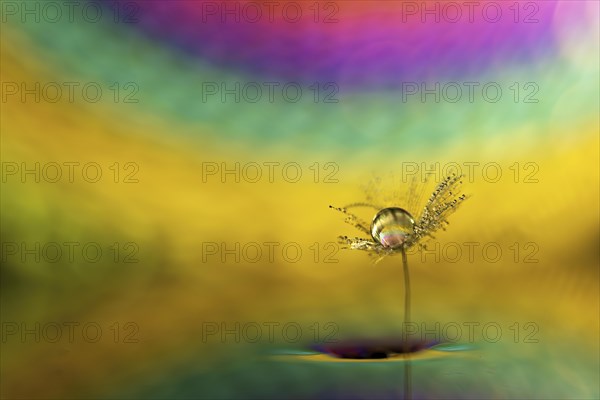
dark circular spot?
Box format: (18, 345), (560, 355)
(311, 337), (439, 359)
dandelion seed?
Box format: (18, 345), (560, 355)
(328, 173), (469, 398)
(330, 173), (468, 263)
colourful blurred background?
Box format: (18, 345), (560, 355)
(1, 0), (599, 398)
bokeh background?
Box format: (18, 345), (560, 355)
(1, 0), (599, 399)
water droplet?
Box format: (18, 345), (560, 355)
(370, 207), (415, 249)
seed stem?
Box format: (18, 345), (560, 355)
(401, 247), (412, 400)
(402, 247), (411, 329)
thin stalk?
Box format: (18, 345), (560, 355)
(401, 247), (412, 400)
(402, 247), (411, 329)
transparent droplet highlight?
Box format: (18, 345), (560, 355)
(370, 207), (415, 249)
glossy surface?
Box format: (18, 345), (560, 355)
(370, 207), (415, 249)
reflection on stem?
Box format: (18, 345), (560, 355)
(402, 248), (412, 400)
